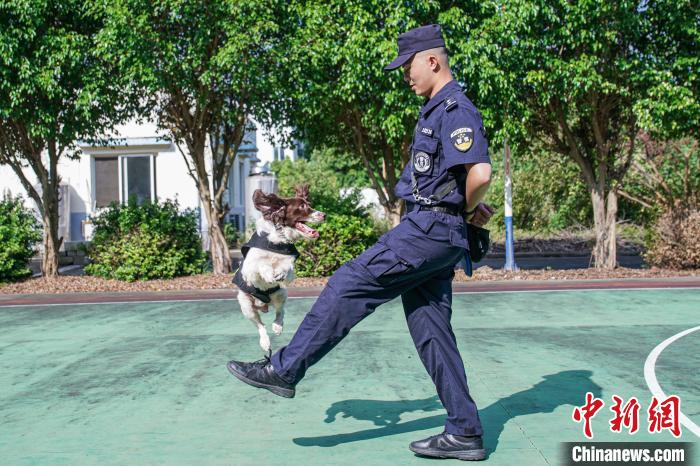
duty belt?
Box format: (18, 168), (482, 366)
(417, 204), (462, 216)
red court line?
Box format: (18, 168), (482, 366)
(0, 277), (698, 307)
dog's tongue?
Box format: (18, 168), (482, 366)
(295, 222), (319, 238)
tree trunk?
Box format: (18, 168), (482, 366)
(383, 200), (402, 227)
(0, 126), (64, 277)
(41, 142), (62, 277)
(178, 130), (233, 275)
(590, 187), (618, 269)
(209, 221), (232, 275)
(200, 197), (232, 275)
(38, 183), (62, 277)
(41, 214), (61, 277)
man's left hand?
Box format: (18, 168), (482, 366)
(466, 203), (494, 227)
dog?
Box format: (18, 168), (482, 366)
(233, 184), (325, 354)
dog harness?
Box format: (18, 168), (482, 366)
(232, 231), (300, 303)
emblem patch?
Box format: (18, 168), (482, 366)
(420, 127), (433, 136)
(413, 151), (432, 173)
(450, 127), (474, 152)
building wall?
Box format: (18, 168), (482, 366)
(252, 120), (302, 169)
(76, 120), (201, 242)
(0, 118), (287, 249)
(0, 163), (38, 208)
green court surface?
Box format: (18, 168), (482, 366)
(1, 288), (698, 465)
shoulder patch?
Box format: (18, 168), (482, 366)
(450, 127), (474, 152)
(444, 97), (458, 112)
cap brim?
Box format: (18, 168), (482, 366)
(383, 53), (414, 71)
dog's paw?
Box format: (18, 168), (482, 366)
(273, 270), (287, 282)
(272, 322), (283, 335)
(259, 334), (271, 353)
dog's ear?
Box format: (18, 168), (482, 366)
(294, 184), (310, 201)
(253, 189), (286, 223)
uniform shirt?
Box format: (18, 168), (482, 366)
(395, 80), (491, 209)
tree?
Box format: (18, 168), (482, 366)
(0, 0), (130, 276)
(619, 136), (699, 212)
(278, 1), (448, 225)
(100, 0), (288, 274)
(448, 0), (699, 268)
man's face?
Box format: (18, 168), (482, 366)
(402, 53), (434, 97)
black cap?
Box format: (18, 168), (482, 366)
(384, 24), (446, 71)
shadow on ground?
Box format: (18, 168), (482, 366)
(294, 369), (602, 456)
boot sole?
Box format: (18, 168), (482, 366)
(226, 362), (295, 398)
(409, 445), (486, 461)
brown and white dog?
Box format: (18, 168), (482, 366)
(234, 185), (325, 353)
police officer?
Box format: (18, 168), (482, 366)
(227, 24), (495, 461)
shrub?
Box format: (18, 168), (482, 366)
(620, 137), (700, 226)
(84, 198), (206, 281)
(271, 148), (382, 276)
(271, 150), (366, 217)
(224, 221), (242, 248)
(484, 145), (592, 236)
(0, 194), (42, 282)
(644, 203), (700, 269)
(294, 214), (379, 277)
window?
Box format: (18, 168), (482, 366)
(94, 157), (119, 208)
(122, 155), (153, 204)
(93, 154), (155, 208)
(295, 142), (305, 159)
(238, 160), (245, 205)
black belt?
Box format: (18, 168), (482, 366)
(417, 205), (462, 216)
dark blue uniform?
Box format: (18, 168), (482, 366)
(270, 79), (490, 437)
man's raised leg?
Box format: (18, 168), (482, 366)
(228, 240), (417, 396)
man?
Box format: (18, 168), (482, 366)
(228, 24), (494, 461)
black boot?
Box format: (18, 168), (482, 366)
(409, 432), (486, 461)
(226, 357), (296, 398)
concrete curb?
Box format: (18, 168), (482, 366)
(1, 276), (698, 307)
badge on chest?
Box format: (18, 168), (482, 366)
(413, 150), (432, 173)
(411, 132), (439, 176)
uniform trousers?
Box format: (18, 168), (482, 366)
(270, 210), (483, 436)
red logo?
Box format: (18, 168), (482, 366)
(609, 395), (641, 434)
(573, 394), (682, 438)
(572, 392), (605, 438)
(648, 395), (681, 437)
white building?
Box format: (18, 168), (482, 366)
(0, 117), (304, 250)
(254, 125), (304, 172)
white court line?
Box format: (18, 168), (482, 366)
(0, 297), (237, 308)
(644, 325), (700, 438)
(0, 285), (698, 308)
(452, 286), (699, 295)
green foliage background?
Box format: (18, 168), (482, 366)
(271, 149), (382, 276)
(3, 0), (698, 277)
(0, 194), (41, 282)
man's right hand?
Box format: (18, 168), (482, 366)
(466, 202), (494, 227)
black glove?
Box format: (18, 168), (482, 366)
(466, 223), (490, 263)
